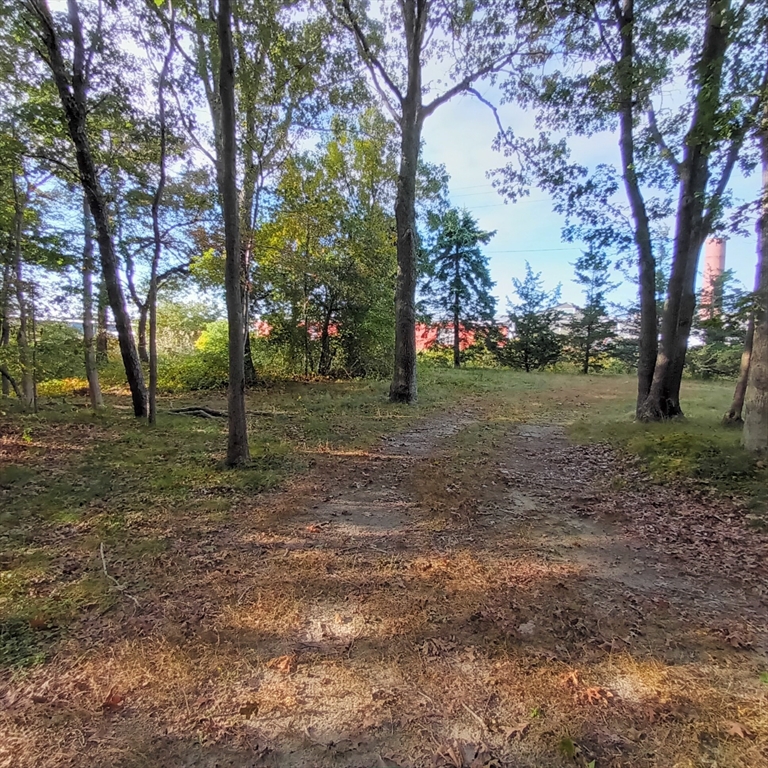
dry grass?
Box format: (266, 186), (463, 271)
(2, 372), (768, 767)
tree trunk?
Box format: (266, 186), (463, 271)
(217, 0), (250, 465)
(243, 284), (258, 386)
(724, 241), (761, 424)
(1, 244), (11, 398)
(96, 282), (109, 358)
(32, 0), (146, 417)
(614, 0), (658, 413)
(639, 0), (731, 421)
(742, 120), (768, 451)
(389, 101), (422, 402)
(11, 178), (34, 409)
(453, 253), (461, 368)
(318, 302), (335, 376)
(82, 194), (103, 409)
(138, 305), (149, 362)
(147, 13), (174, 426)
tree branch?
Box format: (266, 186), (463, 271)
(422, 52), (518, 119)
(647, 104), (681, 177)
(703, 62), (768, 233)
(334, 0), (403, 106)
(0, 366), (22, 399)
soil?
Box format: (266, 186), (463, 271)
(2, 405), (768, 768)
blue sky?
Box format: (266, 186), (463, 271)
(421, 88), (761, 311)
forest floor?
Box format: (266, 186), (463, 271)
(1, 370), (767, 768)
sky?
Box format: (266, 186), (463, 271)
(420, 88), (762, 311)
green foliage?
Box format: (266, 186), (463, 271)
(686, 342), (742, 380)
(421, 208), (496, 362)
(257, 109), (398, 378)
(497, 263), (562, 372)
(565, 251), (617, 373)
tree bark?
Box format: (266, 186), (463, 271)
(96, 282), (109, 357)
(11, 177), (34, 409)
(1, 242), (11, 398)
(742, 119), (768, 451)
(388, 0), (424, 403)
(614, 0), (658, 414)
(82, 194), (103, 409)
(30, 0), (147, 417)
(724, 237), (761, 424)
(453, 250), (461, 368)
(217, 0), (250, 465)
(639, 0), (731, 420)
(138, 305), (149, 362)
(148, 8), (174, 426)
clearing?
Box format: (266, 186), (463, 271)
(1, 370), (767, 767)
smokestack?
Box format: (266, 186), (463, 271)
(700, 237), (726, 319)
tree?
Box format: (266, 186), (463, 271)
(22, 0), (148, 417)
(742, 109), (768, 451)
(330, 0), (541, 402)
(494, 0), (768, 420)
(257, 109), (399, 377)
(422, 208), (496, 368)
(217, 0), (249, 465)
(567, 251), (617, 374)
(502, 263), (562, 372)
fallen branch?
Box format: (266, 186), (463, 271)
(0, 365), (22, 399)
(99, 543), (140, 608)
(169, 406), (227, 418)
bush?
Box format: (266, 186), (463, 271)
(417, 347), (454, 367)
(685, 343), (741, 380)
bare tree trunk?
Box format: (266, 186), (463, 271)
(243, 283), (258, 386)
(453, 253), (461, 369)
(614, 0), (657, 413)
(137, 305), (149, 362)
(318, 299), (335, 376)
(724, 241), (761, 424)
(11, 177), (34, 409)
(82, 194), (103, 408)
(742, 121), (768, 451)
(96, 282), (109, 358)
(29, 0), (147, 417)
(217, 0), (249, 465)
(147, 8), (174, 426)
(389, 94), (422, 402)
(0, 244), (11, 398)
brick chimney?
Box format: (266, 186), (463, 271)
(699, 237), (726, 319)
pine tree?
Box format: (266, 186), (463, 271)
(567, 251), (617, 374)
(422, 209), (496, 367)
(502, 263), (562, 372)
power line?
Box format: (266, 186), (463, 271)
(486, 247), (580, 254)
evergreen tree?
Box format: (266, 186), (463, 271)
(422, 209), (496, 368)
(502, 263), (562, 372)
(567, 251), (618, 374)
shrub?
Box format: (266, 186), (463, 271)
(685, 343), (741, 380)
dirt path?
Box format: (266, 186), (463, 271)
(3, 405), (768, 768)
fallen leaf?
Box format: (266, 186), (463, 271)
(504, 722), (529, 741)
(101, 686), (125, 712)
(725, 721), (753, 739)
(239, 701), (259, 718)
(266, 654), (296, 673)
(577, 686), (614, 706)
